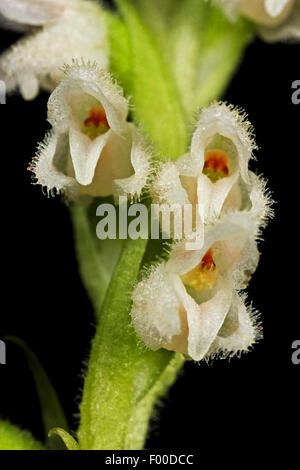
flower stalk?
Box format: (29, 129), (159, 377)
(75, 0), (262, 450)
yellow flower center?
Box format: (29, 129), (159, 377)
(180, 249), (219, 291)
(203, 149), (229, 183)
(83, 106), (110, 139)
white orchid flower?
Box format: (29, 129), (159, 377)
(151, 102), (257, 242)
(131, 208), (264, 361)
(214, 0), (300, 41)
(0, 0), (108, 100)
(31, 62), (151, 200)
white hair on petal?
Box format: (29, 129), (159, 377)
(114, 126), (153, 200)
(30, 131), (80, 198)
(207, 291), (262, 360)
(131, 264), (182, 351)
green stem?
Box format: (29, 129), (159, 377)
(78, 238), (182, 449)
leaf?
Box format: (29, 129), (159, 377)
(5, 336), (68, 449)
(48, 428), (79, 450)
(0, 421), (45, 450)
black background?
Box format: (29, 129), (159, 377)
(0, 0), (299, 453)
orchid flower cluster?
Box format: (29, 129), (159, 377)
(0, 0), (292, 452)
(132, 102), (272, 361)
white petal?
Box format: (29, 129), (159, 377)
(131, 265), (182, 350)
(48, 61), (127, 135)
(260, 1), (300, 40)
(151, 162), (190, 206)
(240, 0), (294, 26)
(209, 292), (260, 357)
(69, 126), (110, 186)
(168, 210), (256, 284)
(166, 239), (204, 275)
(0, 1), (108, 99)
(114, 126), (152, 199)
(19, 74), (40, 101)
(175, 150), (203, 177)
(265, 0), (290, 17)
(248, 171), (274, 227)
(197, 171), (239, 221)
(0, 14), (31, 32)
(171, 276), (233, 361)
(204, 212), (259, 282)
(82, 132), (132, 197)
(31, 131), (79, 197)
(0, 0), (66, 26)
(151, 162), (194, 239)
(192, 102), (256, 185)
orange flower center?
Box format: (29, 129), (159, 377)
(84, 106), (109, 129)
(199, 249), (216, 270)
(83, 106), (110, 139)
(203, 149), (229, 182)
(180, 249), (218, 291)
